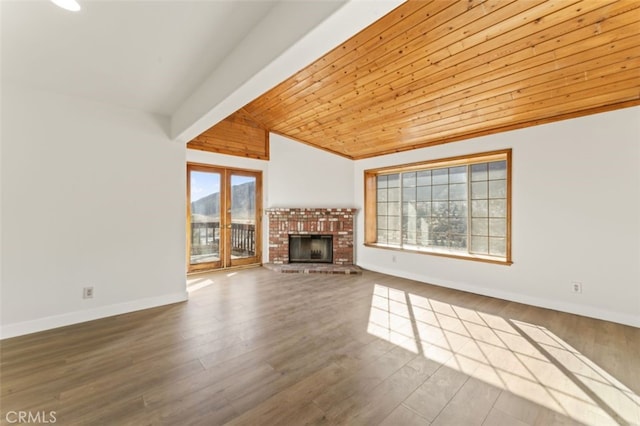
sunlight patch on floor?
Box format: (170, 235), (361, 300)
(186, 277), (215, 293)
(367, 284), (640, 426)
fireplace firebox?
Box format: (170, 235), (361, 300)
(289, 235), (333, 263)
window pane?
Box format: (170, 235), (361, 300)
(417, 202), (430, 217)
(489, 179), (506, 198)
(432, 185), (448, 201)
(403, 205), (416, 245)
(432, 168), (449, 185)
(471, 182), (488, 199)
(449, 201), (467, 218)
(471, 163), (488, 181)
(471, 200), (488, 217)
(471, 236), (489, 254)
(230, 177), (257, 248)
(418, 217), (430, 246)
(403, 187), (416, 202)
(450, 217), (467, 235)
(431, 231), (448, 246)
(471, 218), (488, 236)
(403, 202), (417, 219)
(403, 172), (416, 187)
(190, 170), (221, 265)
(488, 161), (507, 180)
(449, 183), (466, 200)
(377, 175), (388, 189)
(388, 216), (401, 230)
(388, 230), (401, 245)
(489, 237), (506, 256)
(417, 170), (431, 186)
(377, 215), (387, 230)
(450, 166), (466, 183)
(489, 199), (506, 217)
(450, 232), (467, 250)
(376, 172), (402, 247)
(416, 186), (431, 201)
(432, 201), (448, 216)
(403, 231), (416, 245)
(489, 218), (506, 237)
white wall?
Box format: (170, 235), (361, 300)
(354, 107), (640, 327)
(1, 85), (188, 338)
(268, 133), (354, 208)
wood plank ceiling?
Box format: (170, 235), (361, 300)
(191, 0), (640, 160)
(188, 108), (269, 160)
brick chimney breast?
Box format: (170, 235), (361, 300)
(265, 208), (356, 265)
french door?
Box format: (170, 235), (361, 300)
(187, 163), (262, 272)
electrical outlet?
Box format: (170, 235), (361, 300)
(83, 286), (94, 299)
(571, 281), (582, 294)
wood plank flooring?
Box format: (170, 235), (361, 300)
(1, 268), (638, 425)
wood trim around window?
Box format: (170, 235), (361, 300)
(364, 169), (378, 245)
(364, 149), (512, 265)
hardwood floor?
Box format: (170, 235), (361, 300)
(1, 268), (638, 425)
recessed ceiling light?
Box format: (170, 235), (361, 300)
(51, 0), (81, 12)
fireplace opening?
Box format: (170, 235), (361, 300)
(289, 235), (333, 263)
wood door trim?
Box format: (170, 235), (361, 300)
(187, 163), (262, 273)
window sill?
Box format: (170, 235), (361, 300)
(364, 243), (513, 266)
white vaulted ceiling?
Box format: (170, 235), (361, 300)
(1, 0), (277, 115)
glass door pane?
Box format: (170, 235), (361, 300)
(189, 169), (222, 270)
(187, 164), (261, 272)
(228, 173), (260, 266)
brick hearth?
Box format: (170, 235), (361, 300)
(265, 208), (356, 265)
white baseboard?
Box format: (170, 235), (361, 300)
(0, 291), (189, 340)
(358, 262), (640, 329)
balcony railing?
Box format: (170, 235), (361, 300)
(191, 221), (256, 257)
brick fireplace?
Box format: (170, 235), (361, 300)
(265, 208), (356, 265)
